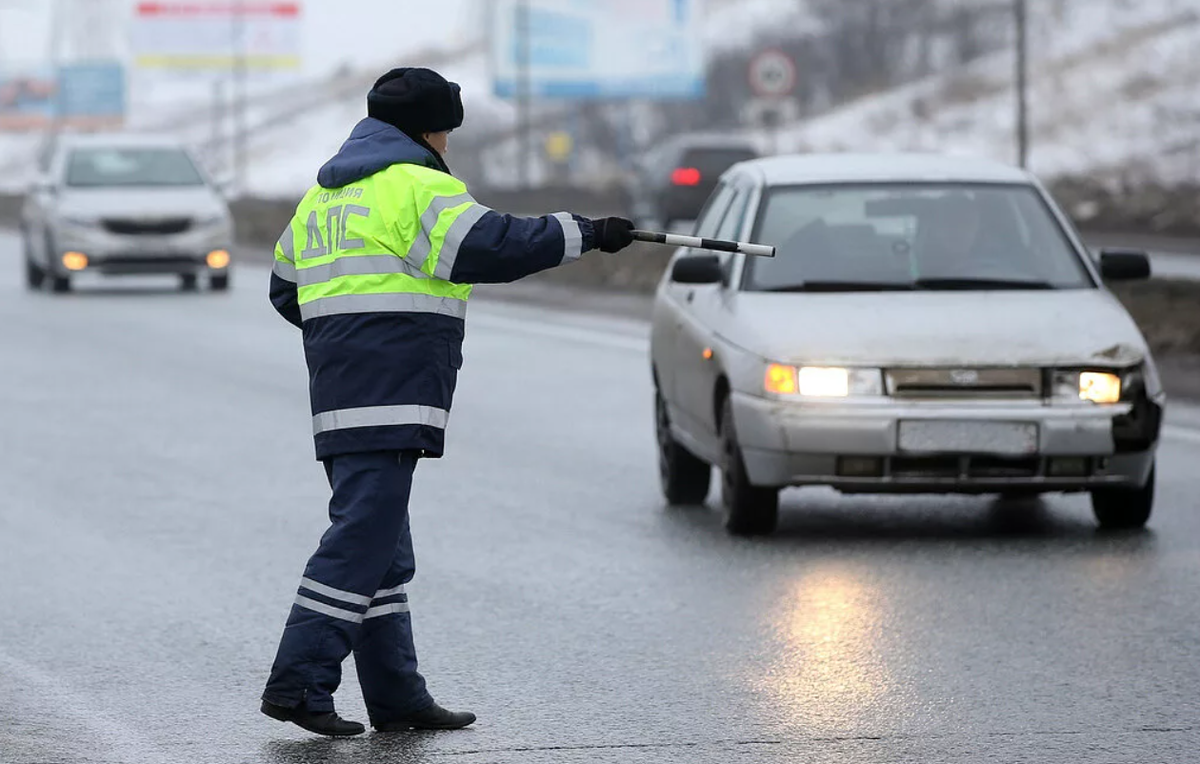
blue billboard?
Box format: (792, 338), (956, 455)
(57, 62), (125, 127)
(0, 62), (124, 132)
(490, 0), (705, 100)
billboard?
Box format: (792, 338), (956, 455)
(0, 63), (125, 132)
(58, 63), (126, 129)
(0, 69), (56, 131)
(131, 2), (302, 71)
(489, 0), (705, 100)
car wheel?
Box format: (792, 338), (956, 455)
(50, 274), (71, 293)
(655, 389), (711, 505)
(24, 238), (45, 290)
(719, 397), (779, 536)
(1091, 464), (1154, 530)
(180, 273), (199, 291)
(211, 273), (230, 292)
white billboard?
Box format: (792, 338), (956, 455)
(489, 0), (705, 100)
(131, 2), (302, 71)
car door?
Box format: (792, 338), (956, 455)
(655, 181), (733, 406)
(670, 182), (752, 452)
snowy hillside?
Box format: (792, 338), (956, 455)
(766, 0), (1200, 185)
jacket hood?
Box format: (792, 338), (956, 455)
(316, 118), (444, 189)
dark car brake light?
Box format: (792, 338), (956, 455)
(670, 167), (702, 186)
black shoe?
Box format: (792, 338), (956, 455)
(261, 699), (365, 737)
(373, 702), (476, 731)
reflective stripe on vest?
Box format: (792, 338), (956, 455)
(281, 164), (482, 322)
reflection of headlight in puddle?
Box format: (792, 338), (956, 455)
(752, 567), (891, 731)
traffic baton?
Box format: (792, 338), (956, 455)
(632, 230), (776, 258)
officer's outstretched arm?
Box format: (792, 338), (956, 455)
(269, 231), (303, 329)
(440, 208), (596, 285)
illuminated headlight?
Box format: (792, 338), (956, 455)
(1050, 370), (1123, 404)
(765, 364), (883, 397)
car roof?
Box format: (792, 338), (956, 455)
(731, 152), (1035, 186)
(51, 132), (190, 150)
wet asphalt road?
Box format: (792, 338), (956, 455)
(4, 235), (1200, 763)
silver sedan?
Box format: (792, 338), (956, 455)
(650, 153), (1164, 536)
(20, 133), (234, 293)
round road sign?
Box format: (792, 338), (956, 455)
(748, 49), (796, 98)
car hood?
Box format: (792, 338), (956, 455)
(55, 186), (226, 220)
(718, 289), (1150, 368)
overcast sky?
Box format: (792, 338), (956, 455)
(0, 0), (477, 77)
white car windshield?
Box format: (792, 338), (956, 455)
(743, 183), (1094, 291)
(65, 147), (206, 188)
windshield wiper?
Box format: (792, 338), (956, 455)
(759, 281), (915, 293)
(913, 277), (1056, 291)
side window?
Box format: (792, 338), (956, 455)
(693, 183), (735, 238)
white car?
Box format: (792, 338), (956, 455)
(650, 153), (1164, 536)
(21, 133), (234, 293)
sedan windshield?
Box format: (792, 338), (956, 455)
(65, 147), (205, 188)
(743, 183), (1094, 292)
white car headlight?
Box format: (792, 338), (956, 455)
(765, 364), (884, 397)
(1051, 369), (1123, 404)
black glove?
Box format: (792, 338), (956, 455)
(591, 217), (636, 254)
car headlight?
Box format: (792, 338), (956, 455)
(764, 364), (883, 397)
(195, 213), (228, 228)
(59, 215), (96, 228)
(1050, 369), (1123, 404)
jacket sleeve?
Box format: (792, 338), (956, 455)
(433, 206), (597, 285)
(268, 226), (303, 329)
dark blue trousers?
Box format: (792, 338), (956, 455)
(262, 451), (433, 724)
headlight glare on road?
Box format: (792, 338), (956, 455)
(764, 363), (798, 395)
(1079, 371), (1121, 404)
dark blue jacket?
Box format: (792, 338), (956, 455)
(269, 119), (596, 459)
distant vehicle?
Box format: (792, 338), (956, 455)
(21, 133), (234, 293)
(650, 153), (1163, 536)
(629, 133), (758, 230)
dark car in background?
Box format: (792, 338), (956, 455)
(629, 133), (759, 230)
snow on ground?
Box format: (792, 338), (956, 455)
(765, 0), (1200, 184)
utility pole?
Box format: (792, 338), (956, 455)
(1014, 0), (1029, 168)
(516, 0), (532, 189)
(233, 0), (247, 196)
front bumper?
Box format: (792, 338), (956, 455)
(731, 391), (1160, 492)
(49, 224), (232, 277)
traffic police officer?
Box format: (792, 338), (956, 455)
(260, 67), (636, 737)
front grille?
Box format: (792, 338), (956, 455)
(102, 217), (192, 235)
(887, 368), (1043, 399)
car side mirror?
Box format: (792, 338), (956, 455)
(1098, 249), (1151, 281)
(33, 176), (57, 195)
(671, 254), (723, 284)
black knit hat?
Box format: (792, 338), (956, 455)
(367, 67), (464, 138)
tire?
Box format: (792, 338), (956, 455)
(211, 273), (230, 292)
(719, 397), (779, 536)
(24, 237), (45, 291)
(1091, 464), (1154, 530)
(50, 274), (71, 293)
(180, 273), (199, 291)
(655, 389), (711, 505)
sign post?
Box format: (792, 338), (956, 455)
(747, 48), (797, 156)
